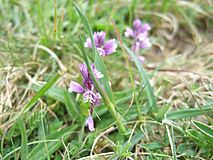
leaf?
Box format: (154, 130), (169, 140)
(155, 103), (171, 120)
(94, 53), (114, 102)
(31, 85), (64, 103)
(31, 85), (81, 120)
(186, 129), (209, 147)
(140, 142), (164, 150)
(28, 125), (78, 159)
(63, 90), (81, 119)
(23, 73), (60, 113)
(124, 45), (157, 112)
(124, 131), (144, 150)
(177, 143), (195, 157)
(192, 121), (213, 139)
(17, 118), (28, 160)
(167, 107), (213, 120)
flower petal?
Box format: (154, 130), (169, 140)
(141, 23), (151, 32)
(133, 19), (142, 30)
(80, 64), (89, 80)
(131, 41), (140, 53)
(83, 89), (102, 106)
(84, 38), (92, 48)
(97, 47), (105, 56)
(124, 28), (134, 37)
(85, 115), (95, 132)
(93, 93), (102, 106)
(91, 64), (104, 79)
(103, 39), (117, 56)
(138, 56), (145, 63)
(137, 32), (148, 42)
(139, 38), (151, 49)
(94, 31), (105, 48)
(68, 81), (85, 93)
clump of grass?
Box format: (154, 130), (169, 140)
(0, 0), (212, 159)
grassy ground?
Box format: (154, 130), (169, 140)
(0, 0), (213, 159)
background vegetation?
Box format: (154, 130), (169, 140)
(0, 0), (212, 159)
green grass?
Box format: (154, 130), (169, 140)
(0, 0), (213, 159)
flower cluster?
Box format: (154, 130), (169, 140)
(68, 64), (103, 131)
(69, 31), (117, 132)
(125, 19), (151, 62)
(84, 31), (117, 56)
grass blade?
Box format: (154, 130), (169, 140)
(17, 118), (28, 160)
(192, 121), (213, 139)
(167, 106), (213, 120)
(28, 125), (78, 159)
(30, 85), (81, 120)
(23, 73), (60, 113)
(63, 90), (81, 120)
(155, 103), (171, 120)
(31, 85), (65, 103)
(124, 45), (157, 112)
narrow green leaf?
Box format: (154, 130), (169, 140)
(17, 118), (28, 160)
(176, 143), (195, 157)
(124, 45), (157, 112)
(155, 103), (171, 120)
(94, 53), (114, 102)
(125, 131), (144, 150)
(140, 142), (164, 150)
(31, 85), (64, 103)
(186, 129), (209, 147)
(23, 73), (60, 113)
(31, 85), (81, 120)
(63, 90), (81, 119)
(192, 121), (213, 139)
(28, 125), (78, 159)
(167, 107), (213, 120)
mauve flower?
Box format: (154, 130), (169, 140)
(68, 81), (85, 93)
(84, 31), (117, 56)
(125, 19), (151, 53)
(69, 63), (103, 106)
(138, 56), (146, 63)
(79, 63), (103, 90)
(85, 115), (95, 132)
(68, 63), (103, 131)
(83, 88), (101, 106)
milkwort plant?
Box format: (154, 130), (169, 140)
(125, 19), (151, 63)
(68, 64), (103, 131)
(68, 31), (117, 131)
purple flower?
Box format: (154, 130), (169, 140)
(84, 31), (117, 56)
(125, 19), (151, 53)
(68, 81), (85, 93)
(83, 89), (101, 106)
(68, 63), (103, 106)
(138, 56), (146, 63)
(85, 115), (95, 132)
(68, 63), (103, 131)
(79, 63), (103, 90)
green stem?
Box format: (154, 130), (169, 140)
(108, 102), (127, 134)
